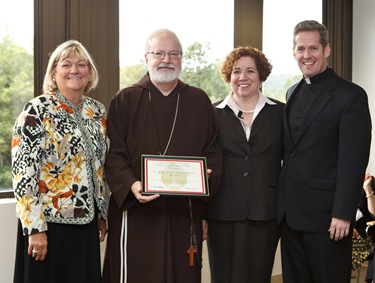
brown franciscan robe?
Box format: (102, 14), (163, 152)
(102, 73), (223, 283)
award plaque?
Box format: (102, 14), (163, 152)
(141, 155), (209, 196)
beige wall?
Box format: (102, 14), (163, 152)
(0, 199), (17, 283)
(353, 0), (375, 173)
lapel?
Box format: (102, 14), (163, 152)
(285, 70), (338, 149)
(222, 107), (246, 140)
(286, 83), (299, 102)
(284, 82), (301, 148)
(250, 104), (270, 138)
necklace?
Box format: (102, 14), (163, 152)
(149, 91), (180, 156)
(233, 98), (255, 114)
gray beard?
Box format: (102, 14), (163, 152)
(149, 68), (181, 83)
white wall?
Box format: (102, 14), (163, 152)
(0, 199), (17, 283)
(353, 0), (375, 173)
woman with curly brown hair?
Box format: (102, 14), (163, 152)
(206, 46), (284, 283)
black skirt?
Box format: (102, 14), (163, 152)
(14, 216), (101, 283)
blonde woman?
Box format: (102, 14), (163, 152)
(12, 40), (109, 283)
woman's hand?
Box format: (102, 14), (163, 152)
(98, 219), (107, 242)
(364, 173), (374, 195)
(202, 220), (208, 241)
(28, 232), (48, 261)
(353, 228), (360, 238)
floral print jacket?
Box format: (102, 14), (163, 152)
(12, 92), (109, 235)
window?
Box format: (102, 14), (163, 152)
(262, 0), (322, 101)
(119, 0), (234, 102)
(0, 0), (34, 196)
(0, 0), (323, 198)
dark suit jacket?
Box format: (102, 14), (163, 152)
(206, 98), (284, 221)
(277, 69), (372, 233)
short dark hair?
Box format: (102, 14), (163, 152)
(293, 20), (329, 49)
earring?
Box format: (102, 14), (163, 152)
(53, 78), (56, 83)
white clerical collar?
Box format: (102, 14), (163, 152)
(305, 78), (311, 84)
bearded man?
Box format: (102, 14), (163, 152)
(102, 29), (223, 283)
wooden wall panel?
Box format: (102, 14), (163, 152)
(234, 0), (263, 50)
(34, 0), (119, 108)
(34, 0), (67, 95)
(323, 0), (353, 80)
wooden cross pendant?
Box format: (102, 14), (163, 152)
(187, 245), (196, 267)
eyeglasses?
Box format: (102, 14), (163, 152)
(146, 51), (182, 60)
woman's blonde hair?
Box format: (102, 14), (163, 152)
(43, 40), (99, 93)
